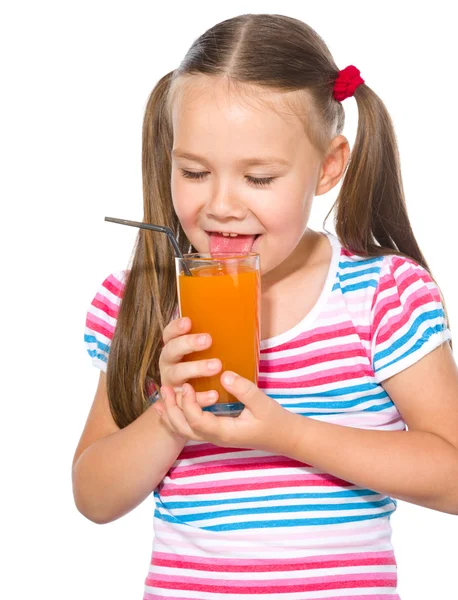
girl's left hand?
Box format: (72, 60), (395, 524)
(154, 372), (295, 454)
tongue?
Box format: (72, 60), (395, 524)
(210, 233), (256, 254)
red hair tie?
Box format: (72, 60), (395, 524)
(333, 65), (365, 101)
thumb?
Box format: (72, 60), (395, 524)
(221, 371), (262, 408)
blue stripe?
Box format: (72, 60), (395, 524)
(375, 323), (446, 374)
(300, 400), (394, 417)
(156, 498), (393, 524)
(84, 333), (110, 355)
(338, 267), (381, 282)
(339, 257), (383, 269)
(332, 279), (378, 293)
(284, 391), (388, 409)
(373, 309), (444, 364)
(155, 489), (380, 510)
(155, 509), (396, 530)
(87, 349), (108, 363)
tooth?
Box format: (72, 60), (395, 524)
(229, 233), (238, 237)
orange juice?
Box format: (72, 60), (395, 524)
(178, 259), (260, 410)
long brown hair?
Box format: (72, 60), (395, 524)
(106, 13), (451, 428)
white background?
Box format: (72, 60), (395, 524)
(2, 1), (457, 598)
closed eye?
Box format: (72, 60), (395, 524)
(180, 169), (276, 188)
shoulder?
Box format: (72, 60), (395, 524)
(331, 237), (384, 302)
(94, 270), (128, 303)
(334, 237), (436, 300)
(84, 270), (129, 371)
(372, 254), (442, 317)
(369, 254), (451, 382)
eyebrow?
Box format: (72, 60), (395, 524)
(171, 149), (290, 167)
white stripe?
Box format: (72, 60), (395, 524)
(261, 354), (369, 379)
(144, 583), (397, 600)
(150, 563), (397, 581)
(260, 331), (356, 359)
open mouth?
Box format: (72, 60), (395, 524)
(205, 232), (262, 254)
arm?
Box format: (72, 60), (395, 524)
(279, 342), (458, 515)
(72, 373), (186, 525)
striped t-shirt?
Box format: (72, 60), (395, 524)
(84, 231), (451, 599)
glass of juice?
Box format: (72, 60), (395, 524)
(175, 252), (260, 417)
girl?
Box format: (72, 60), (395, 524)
(74, 13), (458, 599)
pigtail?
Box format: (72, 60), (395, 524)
(328, 83), (452, 345)
(106, 71), (191, 428)
(330, 84), (426, 266)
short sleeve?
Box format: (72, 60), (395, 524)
(83, 271), (127, 372)
(370, 255), (452, 383)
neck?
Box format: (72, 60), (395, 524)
(261, 229), (322, 296)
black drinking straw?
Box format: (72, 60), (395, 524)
(105, 217), (193, 276)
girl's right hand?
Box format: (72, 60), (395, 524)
(158, 317), (222, 406)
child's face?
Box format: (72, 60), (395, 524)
(170, 77), (324, 279)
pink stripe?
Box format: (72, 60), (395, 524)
(144, 595), (396, 600)
(86, 315), (114, 340)
(328, 292), (370, 306)
(258, 365), (374, 388)
(152, 549), (396, 569)
(179, 444), (243, 459)
(170, 454), (301, 475)
(92, 292), (120, 318)
(261, 325), (357, 354)
(160, 474), (353, 495)
(392, 255), (430, 280)
(168, 457), (310, 479)
(85, 315), (115, 339)
(376, 290), (435, 344)
(320, 307), (350, 319)
(153, 538), (391, 555)
(103, 273), (125, 298)
(260, 343), (366, 370)
(372, 257), (436, 326)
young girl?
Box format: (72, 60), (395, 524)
(74, 13), (458, 599)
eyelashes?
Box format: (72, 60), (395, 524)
(180, 169), (276, 188)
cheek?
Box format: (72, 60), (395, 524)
(264, 197), (310, 236)
(171, 172), (197, 227)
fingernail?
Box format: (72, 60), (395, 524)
(198, 335), (208, 346)
(182, 385), (188, 396)
(207, 391), (217, 400)
(207, 359), (219, 370)
(179, 318), (187, 329)
(223, 372), (235, 385)
(160, 387), (167, 400)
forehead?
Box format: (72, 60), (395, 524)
(170, 76), (311, 156)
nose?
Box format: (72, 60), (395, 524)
(205, 184), (247, 221)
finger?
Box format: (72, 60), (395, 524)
(162, 316), (191, 346)
(176, 389), (219, 410)
(155, 405), (175, 433)
(181, 383), (220, 434)
(161, 332), (214, 367)
(221, 372), (259, 408)
(161, 386), (200, 439)
(167, 357), (222, 389)
(154, 400), (178, 434)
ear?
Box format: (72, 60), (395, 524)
(315, 135), (350, 196)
